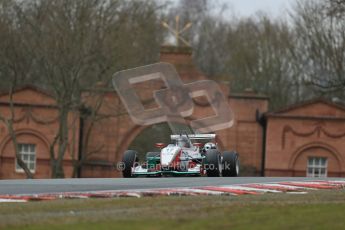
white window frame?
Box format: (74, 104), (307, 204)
(307, 156), (327, 178)
(15, 143), (36, 173)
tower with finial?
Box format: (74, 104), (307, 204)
(161, 15), (192, 47)
(159, 16), (206, 83)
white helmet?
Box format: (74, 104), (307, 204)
(204, 142), (216, 151)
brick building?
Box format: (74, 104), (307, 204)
(0, 46), (344, 179)
(0, 86), (78, 178)
(265, 99), (345, 177)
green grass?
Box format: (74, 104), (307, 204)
(1, 190), (345, 230)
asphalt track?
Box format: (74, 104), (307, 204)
(0, 177), (344, 195)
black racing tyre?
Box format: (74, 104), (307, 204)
(146, 152), (160, 159)
(122, 150), (138, 178)
(205, 149), (222, 177)
(222, 151), (239, 177)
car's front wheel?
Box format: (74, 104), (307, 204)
(122, 150), (139, 178)
(205, 149), (222, 177)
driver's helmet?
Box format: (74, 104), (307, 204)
(176, 136), (189, 148)
(204, 142), (216, 151)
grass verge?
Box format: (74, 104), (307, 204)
(0, 190), (345, 230)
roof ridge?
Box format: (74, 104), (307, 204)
(266, 97), (345, 116)
(0, 84), (54, 99)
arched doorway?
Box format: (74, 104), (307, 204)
(115, 119), (196, 162)
(128, 123), (172, 161)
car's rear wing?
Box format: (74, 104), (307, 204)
(170, 134), (216, 140)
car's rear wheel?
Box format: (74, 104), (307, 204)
(205, 149), (222, 177)
(122, 150), (139, 178)
(222, 151), (239, 177)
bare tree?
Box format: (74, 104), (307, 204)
(18, 0), (163, 177)
(225, 15), (299, 109)
(0, 84), (34, 179)
(0, 1), (33, 178)
(325, 0), (345, 18)
(0, 0), (164, 178)
(292, 0), (345, 100)
(193, 13), (299, 109)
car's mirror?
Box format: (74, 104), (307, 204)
(155, 143), (166, 148)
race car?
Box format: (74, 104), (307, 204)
(121, 134), (239, 177)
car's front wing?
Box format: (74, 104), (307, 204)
(132, 165), (202, 177)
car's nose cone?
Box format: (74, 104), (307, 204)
(161, 146), (180, 166)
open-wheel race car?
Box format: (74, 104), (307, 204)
(121, 134), (239, 177)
